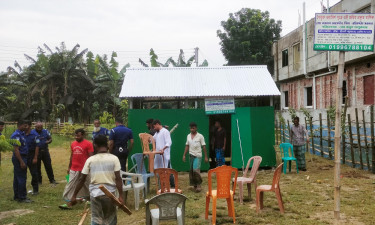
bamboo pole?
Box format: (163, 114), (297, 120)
(362, 110), (370, 171)
(341, 97), (348, 164)
(282, 121), (285, 143)
(347, 114), (355, 168)
(287, 120), (291, 143)
(355, 108), (363, 169)
(305, 117), (309, 154)
(327, 112), (332, 159)
(334, 51), (345, 222)
(319, 113), (323, 157)
(371, 105), (375, 173)
(310, 117), (315, 155)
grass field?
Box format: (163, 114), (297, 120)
(1, 138), (375, 225)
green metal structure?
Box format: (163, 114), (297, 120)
(127, 106), (276, 172)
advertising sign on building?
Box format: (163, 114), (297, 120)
(314, 13), (375, 51)
(205, 98), (235, 115)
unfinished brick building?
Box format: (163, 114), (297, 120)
(273, 0), (375, 112)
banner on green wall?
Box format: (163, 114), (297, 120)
(204, 98), (235, 115)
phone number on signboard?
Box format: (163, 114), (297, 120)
(327, 44), (373, 50)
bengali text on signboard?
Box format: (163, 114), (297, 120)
(205, 98), (235, 115)
(314, 13), (375, 51)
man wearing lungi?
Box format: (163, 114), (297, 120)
(59, 128), (94, 209)
(183, 122), (208, 192)
(290, 116), (309, 171)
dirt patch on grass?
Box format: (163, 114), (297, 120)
(0, 209), (34, 221)
(341, 171), (370, 179)
(310, 211), (365, 225)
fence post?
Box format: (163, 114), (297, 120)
(319, 113), (323, 157)
(310, 117), (315, 155)
(371, 105), (375, 173)
(327, 112), (332, 159)
(287, 120), (291, 143)
(355, 108), (363, 170)
(348, 114), (355, 168)
(363, 110), (370, 171)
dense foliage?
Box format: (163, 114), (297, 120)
(0, 43), (207, 123)
(217, 8), (282, 72)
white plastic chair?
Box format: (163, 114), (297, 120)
(145, 192), (187, 225)
(120, 171), (146, 210)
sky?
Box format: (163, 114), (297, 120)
(0, 0), (341, 71)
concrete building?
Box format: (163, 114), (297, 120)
(273, 0), (375, 116)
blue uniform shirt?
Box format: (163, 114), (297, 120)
(11, 129), (28, 156)
(92, 127), (109, 140)
(25, 130), (41, 153)
(34, 129), (51, 149)
(109, 125), (133, 148)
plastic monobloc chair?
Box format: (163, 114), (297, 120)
(233, 156), (262, 204)
(120, 171), (146, 211)
(139, 133), (165, 173)
(145, 192), (188, 225)
(154, 168), (182, 194)
(279, 143), (299, 174)
(256, 163), (285, 214)
(131, 153), (154, 195)
(205, 165), (238, 225)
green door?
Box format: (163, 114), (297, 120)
(231, 107), (276, 169)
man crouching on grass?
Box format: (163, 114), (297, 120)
(71, 135), (123, 225)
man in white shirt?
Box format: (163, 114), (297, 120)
(183, 122), (208, 192)
(152, 119), (174, 186)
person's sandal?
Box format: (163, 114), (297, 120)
(59, 203), (72, 210)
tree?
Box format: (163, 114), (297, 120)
(217, 8), (282, 73)
(139, 49), (208, 67)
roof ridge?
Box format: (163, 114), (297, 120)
(127, 65), (267, 71)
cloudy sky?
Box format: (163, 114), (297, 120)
(0, 0), (340, 71)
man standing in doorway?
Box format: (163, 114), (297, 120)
(92, 119), (109, 141)
(290, 116), (309, 171)
(11, 120), (32, 203)
(212, 120), (226, 167)
(35, 122), (57, 185)
(25, 121), (40, 195)
(183, 122), (208, 192)
(109, 117), (134, 172)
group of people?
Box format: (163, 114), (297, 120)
(7, 120), (57, 203)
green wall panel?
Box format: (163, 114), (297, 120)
(249, 107), (276, 167)
(128, 109), (210, 172)
(231, 107), (252, 169)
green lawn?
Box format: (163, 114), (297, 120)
(0, 139), (374, 225)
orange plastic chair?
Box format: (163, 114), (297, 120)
(139, 133), (165, 173)
(233, 156), (262, 204)
(205, 165), (238, 225)
(154, 168), (182, 194)
(256, 163), (284, 214)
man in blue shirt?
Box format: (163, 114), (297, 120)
(35, 122), (57, 185)
(92, 119), (109, 140)
(25, 121), (40, 195)
(11, 120), (32, 203)
(109, 117), (134, 171)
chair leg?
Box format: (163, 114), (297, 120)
(289, 160), (291, 172)
(247, 183), (252, 200)
(212, 197), (217, 225)
(275, 188), (285, 214)
(205, 196), (210, 220)
(123, 191), (128, 205)
(283, 162), (287, 174)
(231, 196), (236, 223)
(226, 198), (233, 217)
(256, 189), (261, 213)
(295, 160), (299, 173)
(238, 182), (244, 204)
(134, 189), (140, 210)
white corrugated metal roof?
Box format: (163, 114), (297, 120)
(119, 66), (280, 98)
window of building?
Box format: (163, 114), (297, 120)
(364, 75), (374, 105)
(304, 87), (312, 107)
(293, 43), (301, 71)
(282, 49), (288, 67)
(342, 80), (347, 104)
(283, 91), (289, 108)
